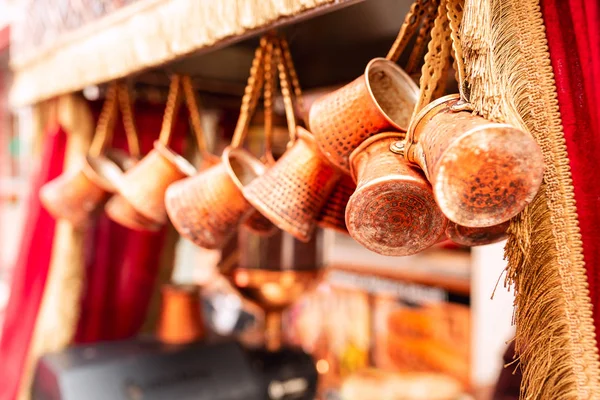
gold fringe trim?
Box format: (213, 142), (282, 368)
(9, 0), (354, 107)
(17, 94), (94, 400)
(462, 0), (600, 398)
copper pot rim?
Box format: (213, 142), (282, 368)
(348, 132), (405, 182)
(222, 146), (267, 192)
(433, 123), (544, 227)
(153, 140), (197, 178)
(105, 148), (140, 171)
(82, 155), (122, 193)
(406, 94), (461, 146)
(365, 57), (420, 132)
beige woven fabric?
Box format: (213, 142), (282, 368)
(461, 0), (600, 398)
(9, 0), (348, 107)
(17, 94), (94, 400)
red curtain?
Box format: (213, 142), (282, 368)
(0, 125), (67, 400)
(75, 101), (187, 343)
(541, 0), (600, 345)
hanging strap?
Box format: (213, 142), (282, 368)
(89, 82), (119, 157)
(278, 36), (306, 126)
(180, 75), (215, 161)
(262, 38), (277, 165)
(386, 0), (430, 63)
(231, 36), (269, 148)
(117, 82), (141, 158)
(406, 0), (440, 74)
(158, 75), (183, 145)
(445, 0), (469, 104)
(273, 39), (297, 145)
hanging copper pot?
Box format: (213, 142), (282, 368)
(405, 94), (545, 228)
(165, 146), (266, 249)
(309, 58), (418, 173)
(243, 127), (340, 243)
(346, 132), (447, 256)
(156, 284), (204, 345)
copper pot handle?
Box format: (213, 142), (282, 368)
(231, 36), (269, 148)
(274, 38), (297, 145)
(406, 0), (439, 74)
(181, 75), (215, 161)
(445, 0), (470, 104)
(279, 36), (307, 126)
(88, 82), (119, 157)
(262, 38), (277, 165)
(158, 74), (183, 145)
(117, 82), (141, 159)
(386, 0), (430, 63)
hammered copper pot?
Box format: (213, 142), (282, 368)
(156, 284), (204, 345)
(165, 146), (266, 249)
(405, 94), (545, 228)
(40, 155), (123, 228)
(242, 127), (340, 243)
(309, 58), (419, 173)
(117, 141), (197, 224)
(445, 221), (510, 247)
(346, 133), (447, 256)
(316, 173), (356, 234)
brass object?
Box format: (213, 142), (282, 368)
(347, 132), (447, 256)
(165, 147), (266, 249)
(243, 128), (340, 243)
(309, 58), (419, 172)
(405, 94), (545, 227)
(156, 284), (204, 345)
(445, 221), (509, 247)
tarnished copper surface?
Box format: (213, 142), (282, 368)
(445, 221), (510, 247)
(238, 226), (325, 271)
(347, 133), (447, 256)
(225, 268), (323, 313)
(309, 58), (418, 172)
(118, 141), (197, 224)
(156, 284), (204, 345)
(406, 94), (545, 227)
(105, 194), (162, 231)
(243, 128), (340, 243)
(165, 147), (266, 249)
(39, 157), (122, 228)
(316, 173), (356, 234)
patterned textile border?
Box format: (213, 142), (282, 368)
(462, 0), (600, 398)
(9, 0), (358, 107)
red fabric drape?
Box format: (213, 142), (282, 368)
(75, 102), (187, 343)
(541, 0), (600, 345)
(0, 125), (67, 400)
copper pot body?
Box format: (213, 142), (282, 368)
(243, 128), (340, 243)
(347, 133), (447, 256)
(445, 221), (509, 247)
(309, 58), (418, 173)
(165, 147), (266, 249)
(105, 194), (162, 231)
(117, 141), (197, 224)
(316, 173), (356, 234)
(156, 284), (204, 345)
(406, 94), (545, 228)
(40, 156), (122, 228)
(242, 210), (278, 236)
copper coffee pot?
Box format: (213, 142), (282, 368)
(223, 226), (325, 351)
(156, 283), (205, 345)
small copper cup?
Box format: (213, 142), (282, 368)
(165, 147), (266, 249)
(446, 221), (509, 247)
(117, 141), (197, 224)
(243, 128), (340, 242)
(316, 173), (356, 234)
(156, 284), (204, 345)
(40, 156), (123, 228)
(346, 133), (447, 256)
(405, 94), (545, 228)
(309, 58), (419, 173)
